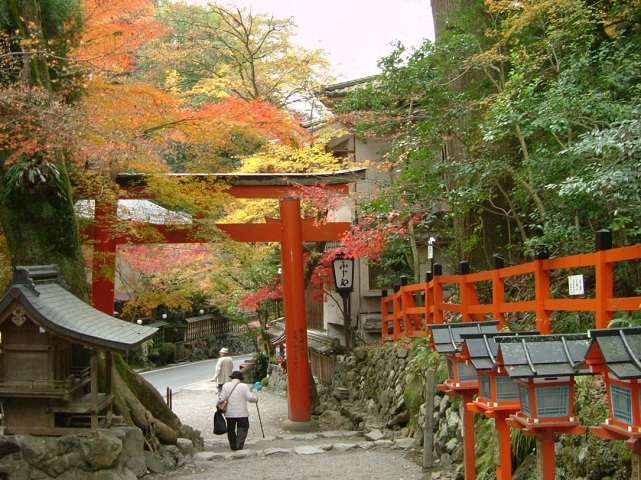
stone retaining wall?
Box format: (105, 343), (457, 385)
(0, 426), (199, 479)
(317, 343), (464, 473)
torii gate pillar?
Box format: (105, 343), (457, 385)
(88, 181), (358, 426)
(279, 198), (313, 423)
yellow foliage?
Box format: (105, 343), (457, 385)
(190, 77), (232, 99)
(237, 143), (345, 174)
(220, 199), (280, 224)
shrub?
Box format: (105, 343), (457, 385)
(149, 342), (175, 366)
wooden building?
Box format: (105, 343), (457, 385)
(0, 265), (157, 435)
(267, 318), (340, 383)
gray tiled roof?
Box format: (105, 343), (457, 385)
(427, 321), (500, 354)
(587, 327), (641, 379)
(185, 314), (216, 323)
(461, 331), (540, 371)
(75, 199), (192, 225)
(0, 265), (157, 352)
(496, 333), (591, 378)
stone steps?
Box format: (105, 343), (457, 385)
(194, 429), (417, 462)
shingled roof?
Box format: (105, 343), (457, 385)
(461, 331), (540, 371)
(496, 333), (591, 378)
(266, 318), (339, 355)
(0, 265), (157, 352)
(586, 327), (641, 380)
(427, 320), (500, 354)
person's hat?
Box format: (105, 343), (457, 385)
(230, 370), (243, 380)
(219, 348), (229, 354)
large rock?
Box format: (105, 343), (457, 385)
(0, 427), (158, 479)
(111, 427), (147, 477)
(145, 449), (166, 474)
(318, 410), (351, 430)
(82, 434), (123, 469)
(0, 455), (31, 480)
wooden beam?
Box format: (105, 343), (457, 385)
(75, 170), (365, 200)
(82, 220), (352, 244)
(112, 183), (351, 200)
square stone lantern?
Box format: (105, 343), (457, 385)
(496, 333), (592, 480)
(584, 327), (641, 456)
(496, 333), (591, 426)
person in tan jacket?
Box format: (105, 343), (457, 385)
(218, 370), (258, 450)
(214, 347), (234, 393)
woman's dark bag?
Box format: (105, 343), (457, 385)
(213, 409), (227, 435)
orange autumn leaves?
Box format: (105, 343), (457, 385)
(76, 0), (168, 74)
(75, 0), (307, 176)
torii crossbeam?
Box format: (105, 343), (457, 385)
(81, 169), (365, 424)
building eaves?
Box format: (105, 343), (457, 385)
(0, 266), (157, 352)
(113, 169), (368, 190)
(427, 321), (500, 354)
(461, 331), (540, 371)
(266, 319), (338, 355)
(76, 199), (192, 225)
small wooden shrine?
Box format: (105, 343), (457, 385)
(0, 265), (157, 435)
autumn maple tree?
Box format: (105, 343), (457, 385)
(0, 0), (88, 294)
(140, 2), (333, 112)
(77, 0), (168, 74)
(117, 244), (216, 319)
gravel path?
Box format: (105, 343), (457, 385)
(148, 379), (430, 480)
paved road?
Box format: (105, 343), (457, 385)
(140, 354), (250, 396)
(147, 379), (431, 480)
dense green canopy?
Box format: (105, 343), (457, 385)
(337, 0), (641, 274)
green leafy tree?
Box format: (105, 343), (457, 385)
(336, 0), (641, 278)
(0, 0), (87, 294)
(0, 0), (195, 449)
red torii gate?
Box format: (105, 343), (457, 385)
(82, 169), (364, 425)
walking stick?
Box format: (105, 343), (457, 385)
(256, 402), (265, 438)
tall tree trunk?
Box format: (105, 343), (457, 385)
(430, 0), (489, 266)
(0, 162), (88, 298)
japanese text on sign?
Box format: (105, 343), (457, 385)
(568, 274), (584, 296)
(334, 259), (353, 289)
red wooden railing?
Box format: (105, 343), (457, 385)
(381, 231), (641, 341)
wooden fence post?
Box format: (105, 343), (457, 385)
(424, 271), (433, 329)
(433, 264), (444, 324)
(534, 246), (551, 334)
(423, 368), (436, 469)
(493, 255), (506, 328)
(393, 284), (402, 341)
(595, 229), (614, 329)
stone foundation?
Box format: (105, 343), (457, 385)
(0, 426), (197, 479)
